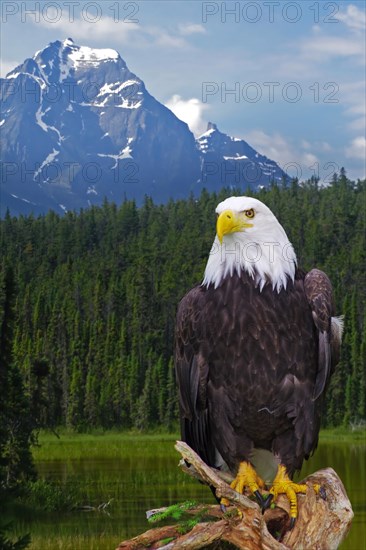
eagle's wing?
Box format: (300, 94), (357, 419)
(175, 285), (217, 467)
(304, 268), (336, 400)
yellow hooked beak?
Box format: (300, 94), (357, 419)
(216, 210), (253, 243)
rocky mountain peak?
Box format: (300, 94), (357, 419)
(1, 40), (287, 216)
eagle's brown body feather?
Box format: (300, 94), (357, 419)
(175, 268), (338, 477)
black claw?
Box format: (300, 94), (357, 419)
(261, 493), (274, 512)
(254, 490), (265, 508)
(319, 486), (327, 501)
(220, 503), (227, 513)
(289, 517), (296, 530)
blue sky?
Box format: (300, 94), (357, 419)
(1, 0), (365, 182)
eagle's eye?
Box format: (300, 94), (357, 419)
(244, 208), (255, 219)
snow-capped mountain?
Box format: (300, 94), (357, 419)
(197, 122), (287, 191)
(0, 39), (287, 215)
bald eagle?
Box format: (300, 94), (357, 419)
(175, 196), (343, 525)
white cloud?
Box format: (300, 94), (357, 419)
(302, 152), (318, 166)
(165, 95), (209, 136)
(243, 130), (323, 180)
(337, 4), (366, 31)
(266, 13), (365, 80)
(261, 29), (365, 138)
(348, 118), (366, 132)
(320, 142), (332, 152)
(249, 130), (364, 182)
(301, 35), (365, 61)
(36, 13), (189, 49)
(147, 27), (186, 48)
(302, 140), (332, 153)
(340, 81), (366, 132)
(244, 130), (296, 169)
(37, 14), (140, 42)
(345, 137), (366, 160)
(178, 23), (206, 36)
(0, 59), (20, 78)
(299, 6), (366, 64)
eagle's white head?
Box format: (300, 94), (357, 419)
(202, 196), (297, 292)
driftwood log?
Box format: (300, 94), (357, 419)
(117, 441), (353, 550)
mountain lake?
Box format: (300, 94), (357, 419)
(6, 432), (366, 550)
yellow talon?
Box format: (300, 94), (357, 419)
(220, 496), (230, 507)
(220, 461), (265, 508)
(268, 465), (307, 520)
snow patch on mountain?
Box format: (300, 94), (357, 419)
(116, 99), (142, 109)
(34, 148), (59, 180)
(6, 72), (21, 79)
(11, 194), (37, 205)
(69, 45), (119, 66)
(98, 138), (134, 167)
(35, 105), (49, 133)
(98, 80), (139, 96)
(223, 155), (248, 160)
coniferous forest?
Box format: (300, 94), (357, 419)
(1, 174), (365, 439)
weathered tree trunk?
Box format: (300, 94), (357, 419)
(117, 441), (353, 550)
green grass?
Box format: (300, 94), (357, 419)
(27, 534), (122, 550)
(319, 426), (366, 443)
(32, 431), (180, 461)
(31, 426), (365, 462)
(20, 479), (81, 512)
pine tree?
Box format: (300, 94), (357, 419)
(0, 267), (36, 494)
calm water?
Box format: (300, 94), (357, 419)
(8, 437), (366, 550)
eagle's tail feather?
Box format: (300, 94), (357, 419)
(331, 315), (344, 344)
